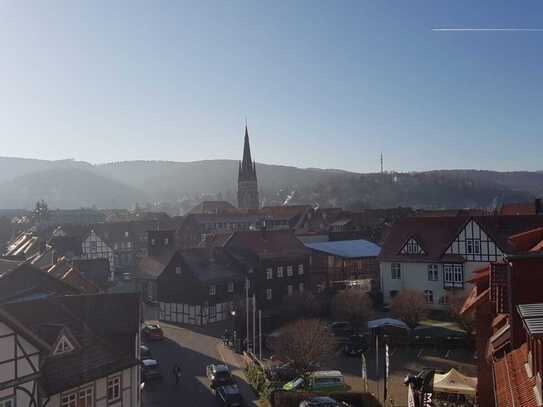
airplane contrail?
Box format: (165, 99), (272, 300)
(433, 28), (543, 32)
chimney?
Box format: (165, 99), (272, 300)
(536, 198), (542, 215)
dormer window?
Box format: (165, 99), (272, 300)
(175, 266), (181, 275)
(54, 334), (75, 355)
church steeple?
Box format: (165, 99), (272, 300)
(242, 125), (253, 170)
(237, 124), (259, 209)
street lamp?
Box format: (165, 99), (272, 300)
(230, 308), (238, 352)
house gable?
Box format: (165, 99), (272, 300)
(445, 219), (504, 262)
(399, 238), (426, 255)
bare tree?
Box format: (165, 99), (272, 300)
(389, 289), (429, 329)
(445, 289), (474, 334)
(332, 289), (374, 329)
(271, 319), (336, 378)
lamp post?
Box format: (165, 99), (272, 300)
(230, 308), (238, 352)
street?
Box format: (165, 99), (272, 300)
(142, 322), (257, 407)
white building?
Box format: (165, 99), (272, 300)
(379, 215), (543, 308)
(0, 293), (141, 407)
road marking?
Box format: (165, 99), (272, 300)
(417, 348), (424, 358)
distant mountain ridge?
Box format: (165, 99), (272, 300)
(0, 157), (541, 210)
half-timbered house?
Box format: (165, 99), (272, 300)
(0, 293), (141, 407)
(379, 215), (543, 309)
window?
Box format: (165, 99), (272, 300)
(61, 392), (76, 407)
(439, 295), (449, 305)
(266, 269), (273, 280)
(209, 304), (216, 320)
(228, 282), (234, 293)
(248, 268), (254, 274)
(151, 238), (156, 246)
(424, 290), (434, 304)
(246, 279), (251, 289)
(277, 267), (284, 278)
(427, 264), (439, 281)
(406, 239), (419, 254)
(114, 242), (119, 250)
(89, 241), (97, 251)
(78, 387), (93, 407)
(287, 285), (293, 296)
(286, 265), (293, 275)
(443, 264), (464, 288)
(0, 398), (15, 407)
(390, 290), (398, 299)
(298, 264), (304, 275)
(127, 241), (132, 249)
(299, 283), (304, 292)
(466, 239), (481, 255)
(209, 285), (216, 296)
(107, 376), (121, 403)
(175, 265), (181, 274)
(391, 263), (401, 280)
(266, 288), (272, 300)
(164, 238), (169, 245)
(124, 231), (129, 237)
(54, 334), (75, 355)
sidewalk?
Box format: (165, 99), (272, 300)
(217, 343), (260, 406)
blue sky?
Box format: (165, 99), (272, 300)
(1, 1), (542, 172)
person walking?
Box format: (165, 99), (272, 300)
(172, 363), (181, 384)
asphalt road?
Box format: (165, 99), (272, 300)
(142, 323), (225, 407)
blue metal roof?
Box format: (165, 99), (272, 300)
(304, 239), (381, 258)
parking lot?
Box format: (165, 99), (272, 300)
(328, 344), (476, 405)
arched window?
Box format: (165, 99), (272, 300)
(424, 290), (434, 304)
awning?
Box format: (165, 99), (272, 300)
(433, 368), (477, 396)
(367, 318), (409, 330)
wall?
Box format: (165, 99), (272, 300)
(46, 366), (139, 407)
(380, 260), (489, 308)
(0, 321), (40, 407)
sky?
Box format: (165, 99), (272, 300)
(1, 1), (543, 173)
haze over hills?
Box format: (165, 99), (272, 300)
(0, 157), (541, 211)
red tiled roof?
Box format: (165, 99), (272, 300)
(460, 287), (489, 315)
(379, 216), (468, 262)
(493, 343), (537, 407)
(500, 202), (536, 216)
(509, 226), (543, 252)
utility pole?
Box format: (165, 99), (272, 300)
(380, 153), (384, 174)
(245, 278), (249, 352)
(252, 294), (256, 356)
(258, 310), (262, 360)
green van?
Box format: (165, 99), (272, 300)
(282, 371), (347, 393)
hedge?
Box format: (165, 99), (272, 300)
(270, 390), (382, 407)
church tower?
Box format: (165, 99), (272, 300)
(237, 125), (259, 209)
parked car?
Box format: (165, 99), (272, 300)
(206, 364), (234, 388)
(267, 361), (298, 382)
(141, 359), (162, 381)
(327, 322), (354, 337)
(283, 371), (348, 393)
(299, 396), (351, 407)
(342, 334), (368, 356)
(140, 345), (152, 359)
(215, 384), (244, 406)
(142, 323), (164, 341)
